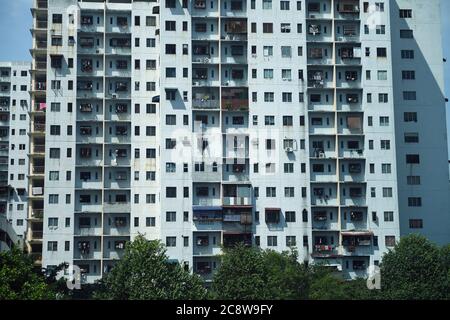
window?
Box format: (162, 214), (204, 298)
(380, 140), (390, 150)
(281, 46), (292, 58)
(375, 25), (386, 34)
(49, 194), (59, 204)
(404, 133), (419, 143)
(166, 187), (177, 198)
(263, 46), (273, 57)
(146, 16), (156, 26)
(382, 187), (393, 198)
(407, 176), (421, 185)
(166, 237), (176, 247)
(408, 197), (422, 207)
(401, 50), (414, 59)
(264, 92), (274, 102)
(384, 211), (394, 222)
(147, 38), (156, 47)
(146, 217), (156, 227)
(50, 125), (60, 135)
(404, 112), (417, 122)
(281, 23), (291, 33)
(409, 219), (423, 229)
(403, 91), (417, 100)
(286, 236), (296, 247)
(165, 44), (176, 54)
(406, 154), (420, 164)
(385, 236), (396, 247)
(280, 1), (290, 10)
(266, 187), (276, 197)
(381, 164), (391, 174)
(377, 71), (387, 80)
(377, 48), (387, 57)
(282, 92), (292, 102)
(378, 93), (388, 103)
(166, 67), (176, 78)
(146, 60), (156, 70)
(166, 0), (176, 8)
(263, 23), (273, 33)
(285, 211), (296, 222)
(50, 148), (60, 159)
(52, 14), (62, 24)
(263, 0), (272, 9)
(166, 211), (176, 222)
(47, 241), (58, 251)
(399, 9), (412, 18)
(263, 69), (273, 79)
(402, 70), (415, 80)
(267, 236), (277, 247)
(400, 29), (414, 39)
(165, 20), (176, 31)
(380, 116), (389, 126)
(283, 116), (293, 126)
(49, 171), (59, 181)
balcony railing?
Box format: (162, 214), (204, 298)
(192, 99), (219, 109)
(31, 209), (44, 219)
(32, 166), (45, 174)
(33, 123), (46, 132)
(221, 99), (248, 111)
(30, 231), (43, 240)
(33, 145), (45, 153)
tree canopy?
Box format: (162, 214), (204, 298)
(94, 235), (207, 300)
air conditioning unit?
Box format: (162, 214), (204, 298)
(112, 94), (117, 99)
(285, 147), (294, 153)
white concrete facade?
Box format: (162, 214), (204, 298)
(30, 0), (449, 282)
(0, 61), (31, 251)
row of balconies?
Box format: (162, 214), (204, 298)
(311, 184), (367, 207)
(73, 237), (129, 260)
(77, 36), (131, 55)
(307, 1), (360, 20)
(191, 0), (247, 17)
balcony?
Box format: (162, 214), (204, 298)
(33, 122), (46, 133)
(30, 209), (44, 220)
(31, 144), (45, 155)
(74, 226), (102, 237)
(311, 245), (339, 258)
(30, 165), (45, 175)
(223, 232), (252, 248)
(32, 61), (47, 72)
(192, 98), (220, 110)
(29, 230), (43, 241)
(222, 196), (252, 207)
(220, 0), (247, 17)
(192, 206), (223, 231)
(104, 202), (131, 213)
(335, 2), (361, 20)
(221, 98), (248, 111)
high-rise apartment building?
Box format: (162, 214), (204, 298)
(0, 61), (31, 252)
(29, 0), (449, 283)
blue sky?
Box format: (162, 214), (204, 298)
(0, 0), (450, 155)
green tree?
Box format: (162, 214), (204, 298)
(263, 249), (311, 299)
(440, 244), (450, 298)
(380, 234), (447, 300)
(0, 247), (56, 300)
(211, 244), (270, 299)
(212, 245), (311, 299)
(94, 235), (207, 300)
